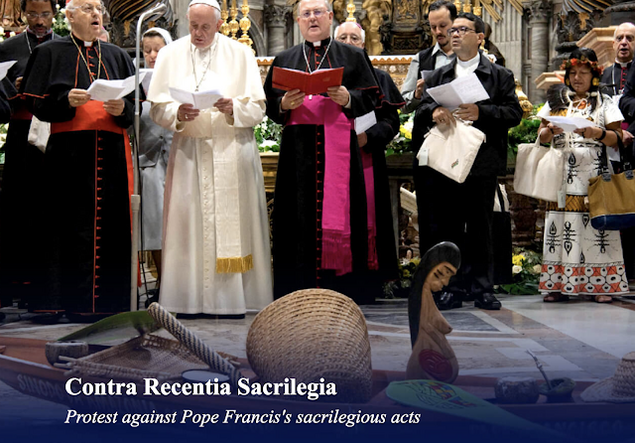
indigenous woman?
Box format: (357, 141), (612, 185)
(139, 28), (173, 304)
(538, 47), (629, 303)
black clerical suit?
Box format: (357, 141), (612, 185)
(20, 35), (136, 314)
(412, 54), (522, 305)
(356, 68), (404, 300)
(0, 30), (57, 307)
(264, 38), (383, 303)
(614, 61), (635, 281)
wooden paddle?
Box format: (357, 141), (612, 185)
(57, 311), (162, 344)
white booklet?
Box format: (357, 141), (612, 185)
(354, 111), (377, 135)
(420, 70), (434, 82)
(425, 73), (489, 110)
(0, 60), (17, 81)
(87, 72), (147, 101)
(169, 86), (223, 110)
(543, 116), (594, 132)
(140, 68), (153, 93)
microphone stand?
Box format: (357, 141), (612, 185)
(132, 2), (167, 311)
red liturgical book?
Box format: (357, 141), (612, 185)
(272, 66), (344, 95)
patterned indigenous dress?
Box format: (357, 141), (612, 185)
(538, 94), (629, 296)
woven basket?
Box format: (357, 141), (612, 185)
(65, 334), (210, 382)
(246, 289), (373, 402)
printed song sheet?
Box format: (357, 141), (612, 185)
(425, 73), (489, 109)
(168, 87), (224, 110)
(86, 72), (147, 101)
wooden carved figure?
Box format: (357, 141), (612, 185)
(406, 242), (461, 383)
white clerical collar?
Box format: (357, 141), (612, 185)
(313, 40), (321, 47)
(457, 53), (480, 69)
(84, 41), (93, 47)
(615, 59), (632, 68)
(431, 42), (451, 57)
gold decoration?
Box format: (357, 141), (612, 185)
(454, 0), (462, 13)
(473, 0), (482, 16)
(514, 80), (533, 119)
(216, 254), (253, 273)
(463, 1), (471, 13)
(221, 0), (230, 36)
(346, 0), (356, 22)
(361, 0), (387, 55)
(229, 0), (240, 40)
(238, 0), (254, 51)
(579, 12), (589, 31)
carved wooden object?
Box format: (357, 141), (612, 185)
(406, 242), (460, 383)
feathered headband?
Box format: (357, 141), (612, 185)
(560, 56), (603, 76)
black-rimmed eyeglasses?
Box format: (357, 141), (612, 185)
(447, 26), (476, 36)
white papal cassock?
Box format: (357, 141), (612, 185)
(147, 33), (273, 314)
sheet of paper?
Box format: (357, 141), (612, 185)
(169, 87), (224, 110)
(420, 70), (434, 82)
(545, 116), (595, 132)
(86, 72), (147, 101)
(0, 60), (17, 81)
(425, 73), (489, 110)
(140, 69), (153, 93)
(354, 111), (377, 135)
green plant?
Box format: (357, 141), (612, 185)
(382, 257), (420, 298)
(254, 116), (282, 152)
(507, 103), (543, 169)
(386, 111), (414, 156)
(53, 5), (70, 37)
(496, 248), (542, 295)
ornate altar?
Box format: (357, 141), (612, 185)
(379, 0), (432, 55)
(105, 0), (176, 49)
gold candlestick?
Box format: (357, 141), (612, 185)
(346, 0), (356, 22)
(229, 0), (239, 40)
(238, 0), (253, 51)
(221, 0), (230, 36)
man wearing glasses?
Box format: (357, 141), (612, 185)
(264, 0), (383, 303)
(0, 0), (59, 310)
(412, 13), (522, 311)
(18, 0), (137, 318)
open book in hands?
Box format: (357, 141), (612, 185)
(272, 66), (344, 95)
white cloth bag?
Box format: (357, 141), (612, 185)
(28, 116), (51, 153)
(416, 119), (485, 183)
(513, 135), (564, 202)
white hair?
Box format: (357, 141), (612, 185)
(334, 22), (365, 41)
(614, 22), (635, 38)
(298, 0), (332, 12)
(65, 0), (104, 11)
(186, 3), (221, 22)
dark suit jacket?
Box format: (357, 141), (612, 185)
(620, 64), (635, 133)
(412, 54), (522, 177)
(602, 63), (631, 97)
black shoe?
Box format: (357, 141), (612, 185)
(474, 293), (501, 310)
(437, 291), (462, 311)
(145, 289), (160, 309)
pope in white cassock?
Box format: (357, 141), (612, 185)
(147, 0), (273, 315)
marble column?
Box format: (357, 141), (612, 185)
(528, 0), (552, 103)
(264, 3), (289, 56)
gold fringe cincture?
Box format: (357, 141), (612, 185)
(216, 254), (253, 273)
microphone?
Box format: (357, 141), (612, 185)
(144, 3), (168, 17)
